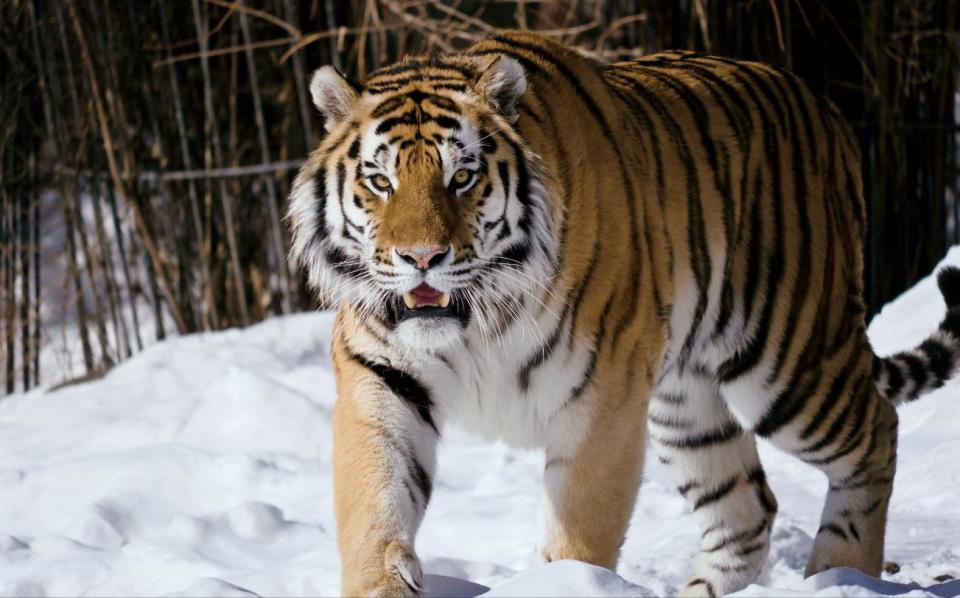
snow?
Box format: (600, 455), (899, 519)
(2, 249), (960, 597)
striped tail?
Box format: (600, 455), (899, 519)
(872, 266), (960, 406)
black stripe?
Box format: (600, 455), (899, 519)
(367, 80), (468, 94)
(741, 173), (764, 325)
(900, 353), (928, 394)
(861, 498), (883, 516)
(710, 562), (751, 573)
(829, 473), (893, 492)
(804, 428), (864, 466)
(753, 365), (820, 438)
(560, 293), (616, 409)
(813, 390), (880, 470)
(347, 137), (361, 159)
(409, 454), (433, 504)
(312, 166), (329, 242)
(368, 59), (475, 80)
(654, 392), (686, 404)
(496, 160), (512, 237)
(701, 521), (724, 537)
(801, 342), (868, 440)
(735, 542), (767, 557)
(801, 374), (868, 453)
(349, 352), (438, 434)
(746, 467), (777, 514)
(425, 94), (461, 113)
(371, 96), (407, 119)
(882, 359), (905, 398)
(375, 110), (416, 135)
(565, 248), (599, 352)
(335, 160), (348, 236)
(704, 519), (769, 553)
(746, 467), (766, 485)
(685, 579), (716, 598)
(848, 522), (860, 541)
(495, 241), (531, 267)
(334, 160), (363, 243)
(503, 136), (535, 233)
(326, 247), (365, 277)
(649, 411), (691, 428)
(517, 306), (569, 391)
(403, 479), (417, 508)
(654, 421), (742, 449)
(362, 322), (390, 347)
(693, 476), (739, 510)
(817, 523), (848, 541)
(920, 338), (952, 385)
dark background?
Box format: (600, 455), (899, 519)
(1, 0), (958, 393)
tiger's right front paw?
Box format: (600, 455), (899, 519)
(343, 541), (424, 597)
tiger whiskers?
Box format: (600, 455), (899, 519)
(477, 270), (549, 352)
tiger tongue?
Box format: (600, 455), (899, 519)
(402, 284), (451, 309)
(412, 283), (442, 302)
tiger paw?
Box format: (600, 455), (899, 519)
(677, 578), (719, 598)
(343, 541), (424, 597)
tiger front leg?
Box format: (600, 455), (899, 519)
(332, 345), (439, 597)
(537, 393), (647, 569)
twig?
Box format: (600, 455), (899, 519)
(204, 0), (301, 36)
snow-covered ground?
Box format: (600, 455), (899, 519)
(2, 249), (960, 597)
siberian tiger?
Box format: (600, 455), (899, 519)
(286, 31), (960, 597)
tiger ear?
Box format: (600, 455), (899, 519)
(310, 66), (361, 132)
(473, 56), (527, 123)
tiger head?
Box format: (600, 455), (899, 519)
(288, 55), (557, 350)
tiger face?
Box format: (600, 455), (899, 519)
(288, 55), (557, 349)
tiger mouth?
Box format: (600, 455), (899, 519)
(386, 283), (468, 324)
(403, 284), (451, 310)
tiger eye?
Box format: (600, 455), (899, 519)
(371, 174), (392, 192)
(453, 169), (472, 185)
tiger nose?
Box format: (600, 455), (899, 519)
(395, 245), (451, 271)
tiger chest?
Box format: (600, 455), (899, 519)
(426, 330), (595, 449)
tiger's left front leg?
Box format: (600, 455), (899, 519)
(537, 387), (648, 569)
(332, 338), (440, 597)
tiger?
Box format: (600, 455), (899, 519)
(286, 30), (960, 597)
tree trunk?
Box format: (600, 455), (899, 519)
(92, 179), (132, 359)
(20, 193), (32, 390)
(106, 186), (144, 351)
(2, 192), (13, 395)
(31, 187), (41, 386)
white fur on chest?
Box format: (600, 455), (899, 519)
(420, 317), (593, 449)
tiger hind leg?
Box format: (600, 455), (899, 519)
(741, 363), (898, 579)
(650, 371), (777, 597)
(799, 385), (897, 577)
